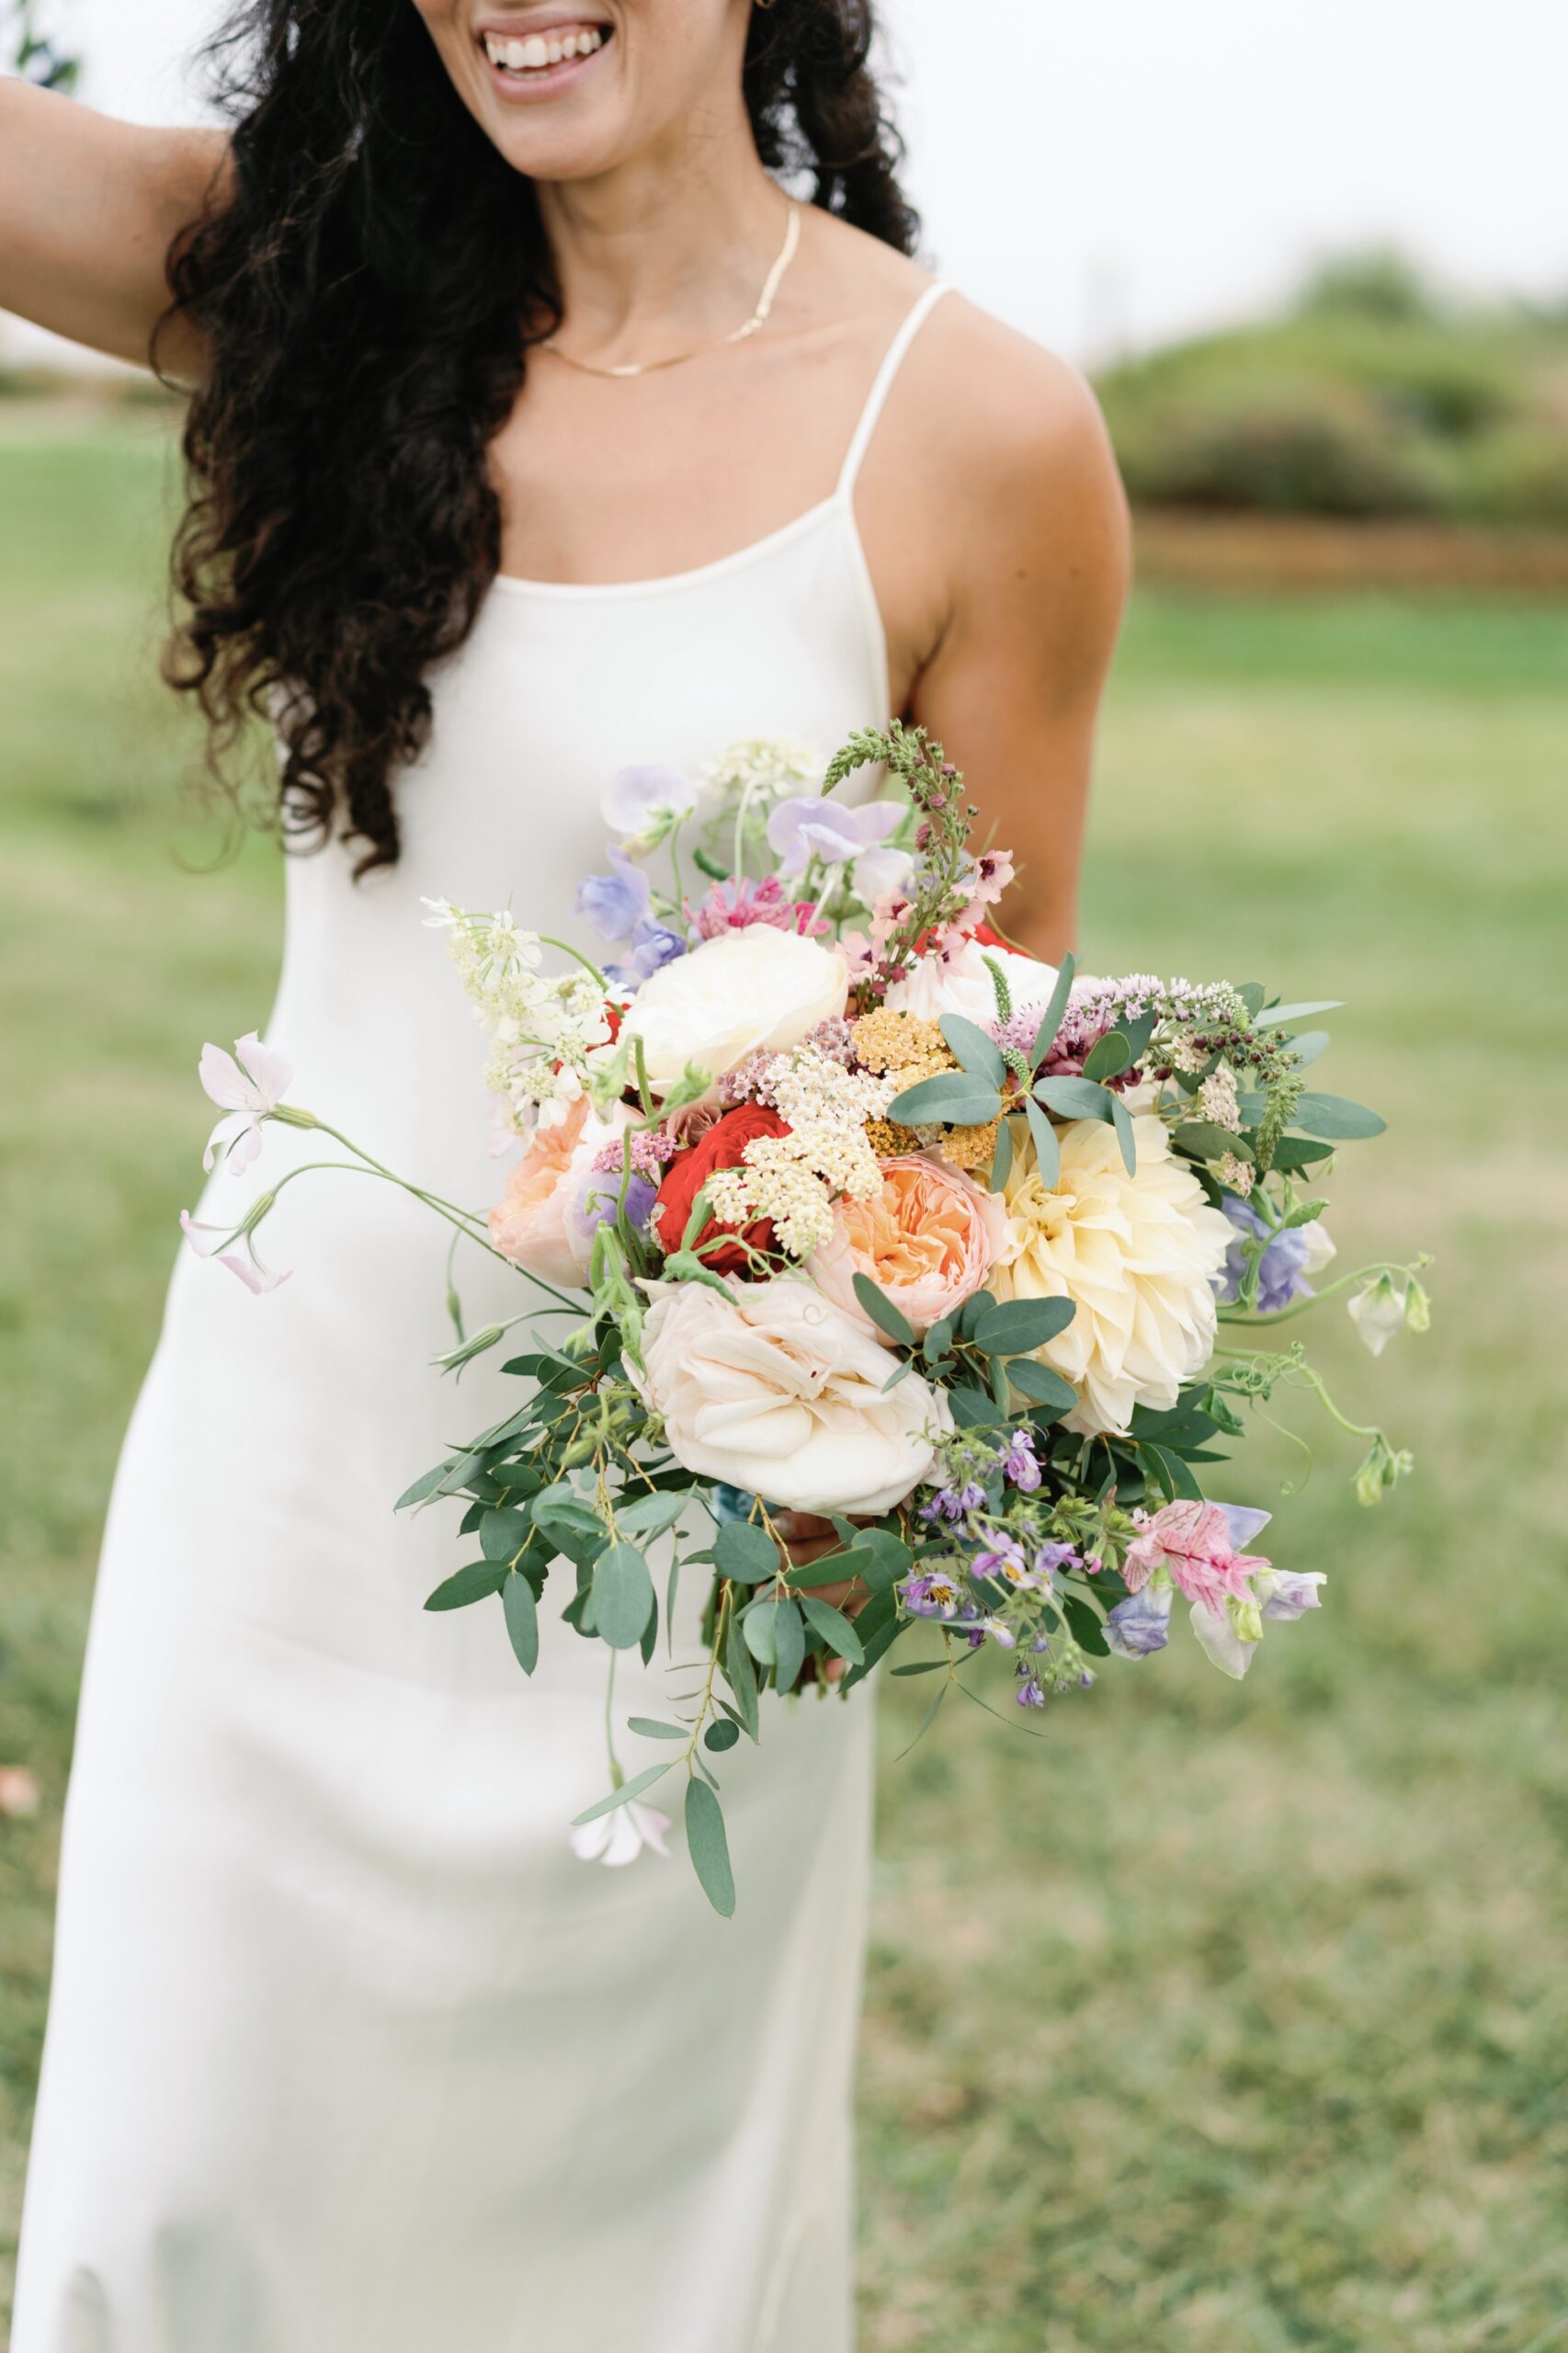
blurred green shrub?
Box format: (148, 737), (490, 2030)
(1097, 251), (1568, 529)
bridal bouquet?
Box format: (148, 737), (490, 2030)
(187, 724), (1427, 1914)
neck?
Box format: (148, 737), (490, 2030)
(535, 131), (788, 361)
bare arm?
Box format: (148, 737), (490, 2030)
(898, 313), (1131, 964)
(0, 78), (227, 373)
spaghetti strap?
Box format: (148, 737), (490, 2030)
(837, 281), (952, 500)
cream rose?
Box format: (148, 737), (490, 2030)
(807, 1155), (1006, 1340)
(631, 1278), (950, 1517)
(989, 1114), (1233, 1437)
(884, 936), (1059, 1028)
(489, 1097), (632, 1289)
(617, 926), (848, 1101)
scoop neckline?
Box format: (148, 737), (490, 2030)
(487, 492), (846, 602)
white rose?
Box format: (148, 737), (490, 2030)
(631, 1278), (950, 1517)
(618, 926), (848, 1100)
(885, 937), (1059, 1029)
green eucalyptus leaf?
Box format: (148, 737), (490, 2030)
(1256, 999), (1344, 1029)
(1269, 1135), (1335, 1174)
(1035, 1075), (1115, 1123)
(424, 1560), (506, 1612)
(1108, 1091), (1138, 1175)
(1292, 1091), (1387, 1141)
(591, 1541), (656, 1651)
(888, 1073), (1003, 1126)
(1007, 1358), (1078, 1415)
(396, 1460), (458, 1512)
(685, 1779), (736, 1917)
(1082, 1030), (1132, 1083)
(1176, 1121), (1256, 1164)
(771, 1597), (806, 1689)
(1028, 953), (1076, 1065)
(972, 1297), (1076, 1355)
(1023, 1095), (1060, 1186)
(571, 1760), (674, 1827)
(714, 1521), (780, 1585)
(616, 1489), (690, 1540)
(501, 1571), (540, 1673)
(800, 1597), (866, 1664)
(479, 1506), (534, 1563)
(704, 1718), (742, 1754)
(988, 1113), (1014, 1193)
(627, 1717), (687, 1741)
(852, 1273), (918, 1347)
(939, 1014), (1006, 1086)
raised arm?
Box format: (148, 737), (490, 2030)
(0, 78), (226, 373)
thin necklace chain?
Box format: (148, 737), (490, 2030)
(540, 202), (802, 381)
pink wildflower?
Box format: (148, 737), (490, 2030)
(1121, 1500), (1270, 1614)
(687, 875), (826, 941)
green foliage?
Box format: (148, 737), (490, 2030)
(1096, 252), (1568, 527)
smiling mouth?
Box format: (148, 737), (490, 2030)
(478, 22), (612, 83)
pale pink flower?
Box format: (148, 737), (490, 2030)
(1122, 1499), (1270, 1613)
(571, 1802), (672, 1868)
(199, 1031), (292, 1175)
(0, 1767), (40, 1818)
(687, 874), (826, 940)
(954, 849), (1016, 931)
(179, 1211), (291, 1294)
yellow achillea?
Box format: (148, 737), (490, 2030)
(936, 1120), (1001, 1175)
(849, 1008), (953, 1077)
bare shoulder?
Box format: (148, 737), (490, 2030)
(917, 296), (1129, 562)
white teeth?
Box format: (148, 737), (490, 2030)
(485, 25), (604, 73)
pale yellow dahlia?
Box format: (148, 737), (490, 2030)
(989, 1115), (1233, 1438)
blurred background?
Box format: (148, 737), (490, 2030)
(2, 4), (1564, 2348)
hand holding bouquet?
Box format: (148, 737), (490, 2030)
(187, 724), (1428, 1914)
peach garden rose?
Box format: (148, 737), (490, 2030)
(489, 1096), (632, 1290)
(807, 1154), (1006, 1340)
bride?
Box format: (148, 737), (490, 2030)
(1, 4), (1127, 2346)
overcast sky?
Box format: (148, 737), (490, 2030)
(8, 0), (1566, 362)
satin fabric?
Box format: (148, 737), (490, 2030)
(14, 284), (950, 2353)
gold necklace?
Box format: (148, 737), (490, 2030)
(540, 202), (802, 381)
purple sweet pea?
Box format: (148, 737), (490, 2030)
(575, 846), (651, 944)
(919, 1482), (987, 1526)
(568, 1170), (659, 1258)
(998, 1429), (1042, 1492)
(766, 795), (903, 880)
(1104, 1586), (1175, 1659)
(1261, 1569), (1326, 1621)
(1014, 1665), (1047, 1709)
(1217, 1199), (1335, 1313)
(900, 1570), (975, 1623)
(970, 1540), (1037, 1592)
(607, 918), (687, 985)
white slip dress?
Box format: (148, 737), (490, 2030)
(13, 281), (951, 2353)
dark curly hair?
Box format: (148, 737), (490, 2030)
(160, 2), (919, 876)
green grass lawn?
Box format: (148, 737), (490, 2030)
(2, 422), (1564, 2352)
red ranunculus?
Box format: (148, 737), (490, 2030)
(652, 1102), (790, 1277)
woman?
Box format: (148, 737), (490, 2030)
(1, 5), (1128, 2346)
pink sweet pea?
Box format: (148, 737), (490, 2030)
(1121, 1498), (1271, 1614)
(199, 1032), (293, 1175)
(179, 1211), (291, 1294)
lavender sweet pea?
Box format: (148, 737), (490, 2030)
(766, 795), (903, 879)
(575, 846), (652, 944)
(1218, 1199), (1335, 1313)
